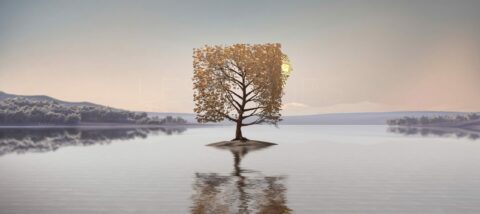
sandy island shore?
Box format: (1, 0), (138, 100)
(207, 140), (277, 147)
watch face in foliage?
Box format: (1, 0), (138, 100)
(193, 43), (291, 140)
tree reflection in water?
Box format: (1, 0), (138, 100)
(191, 144), (291, 214)
(388, 126), (480, 140)
(0, 127), (186, 156)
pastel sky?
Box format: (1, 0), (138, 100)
(1, 0), (479, 115)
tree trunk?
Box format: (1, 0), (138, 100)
(234, 120), (244, 141)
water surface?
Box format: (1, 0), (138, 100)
(1, 125), (480, 213)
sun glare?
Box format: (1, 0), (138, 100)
(282, 58), (292, 76)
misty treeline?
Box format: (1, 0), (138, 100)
(0, 98), (187, 125)
(387, 113), (480, 126)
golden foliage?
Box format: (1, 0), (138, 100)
(193, 43), (290, 126)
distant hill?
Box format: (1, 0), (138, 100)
(0, 91), (104, 108)
(0, 91), (188, 126)
(280, 111), (474, 125)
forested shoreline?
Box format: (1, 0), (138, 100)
(0, 98), (187, 126)
(387, 113), (480, 127)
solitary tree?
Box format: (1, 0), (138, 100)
(193, 43), (291, 141)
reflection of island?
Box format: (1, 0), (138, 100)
(191, 145), (291, 214)
(388, 126), (480, 140)
(0, 127), (186, 156)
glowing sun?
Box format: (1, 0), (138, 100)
(281, 56), (292, 76)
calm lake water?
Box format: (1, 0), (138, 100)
(1, 125), (480, 213)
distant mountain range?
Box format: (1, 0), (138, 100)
(280, 111), (472, 125)
(0, 91), (473, 125)
(0, 91), (102, 108)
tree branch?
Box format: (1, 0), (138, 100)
(244, 106), (266, 112)
(226, 60), (243, 76)
(245, 93), (260, 104)
(225, 92), (241, 111)
(242, 107), (260, 119)
(245, 87), (261, 100)
(245, 80), (253, 88)
(242, 117), (265, 126)
(227, 67), (242, 77)
(220, 68), (243, 87)
(227, 89), (243, 100)
(214, 109), (237, 122)
(216, 78), (242, 105)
